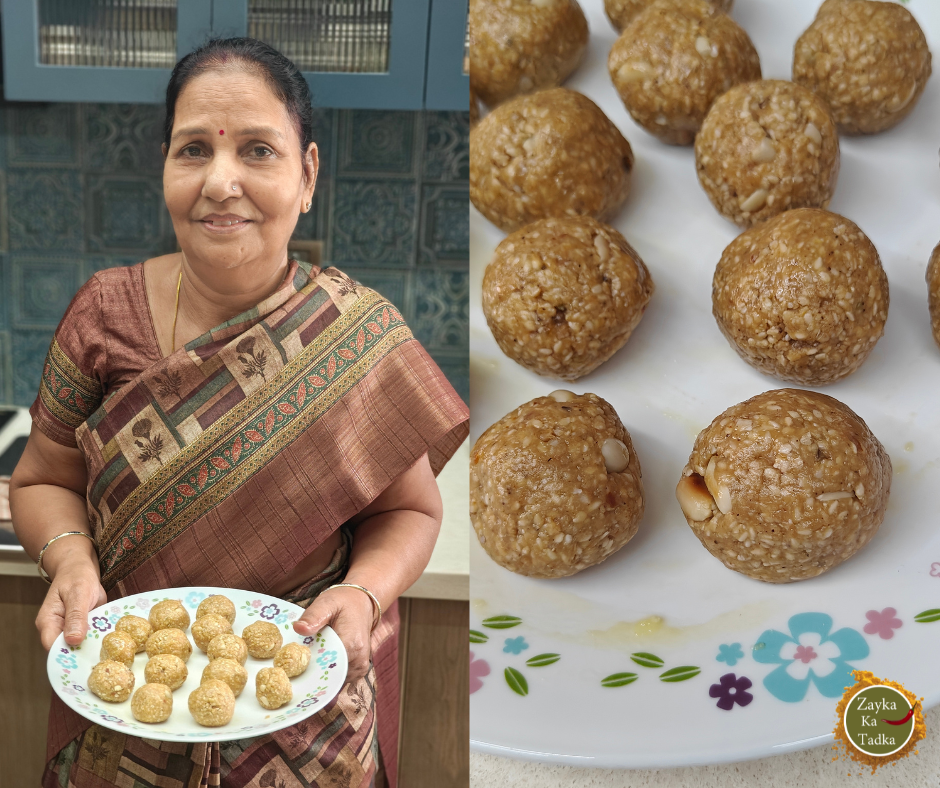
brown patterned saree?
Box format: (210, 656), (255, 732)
(32, 260), (469, 787)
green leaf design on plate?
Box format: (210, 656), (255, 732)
(526, 653), (560, 667)
(660, 666), (701, 683)
(601, 672), (638, 688)
(470, 630), (489, 644)
(630, 652), (664, 668)
(505, 667), (529, 696)
(914, 609), (940, 623)
(483, 615), (522, 629)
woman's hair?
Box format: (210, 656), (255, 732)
(163, 37), (314, 157)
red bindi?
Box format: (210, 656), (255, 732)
(219, 129), (224, 135)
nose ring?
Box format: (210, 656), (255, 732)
(232, 185), (237, 191)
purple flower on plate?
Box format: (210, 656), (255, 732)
(329, 662), (337, 669)
(863, 607), (902, 640)
(260, 603), (280, 620)
(303, 636), (315, 645)
(91, 616), (111, 633)
(72, 685), (85, 693)
(299, 698), (317, 707)
(709, 673), (753, 710)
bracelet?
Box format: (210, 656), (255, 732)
(37, 531), (97, 584)
(327, 583), (383, 629)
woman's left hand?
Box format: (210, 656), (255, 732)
(293, 585), (376, 684)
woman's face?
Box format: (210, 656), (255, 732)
(163, 67), (317, 278)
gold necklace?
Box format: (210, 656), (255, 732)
(171, 268), (182, 352)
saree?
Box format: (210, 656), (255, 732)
(31, 259), (469, 787)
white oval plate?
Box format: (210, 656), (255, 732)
(47, 586), (347, 742)
(469, 0), (940, 769)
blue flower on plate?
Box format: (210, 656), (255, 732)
(503, 636), (529, 655)
(260, 603), (280, 620)
(56, 653), (78, 670)
(275, 613), (288, 625)
(752, 612), (869, 702)
(316, 650), (338, 667)
(185, 591), (206, 608)
(716, 643), (744, 667)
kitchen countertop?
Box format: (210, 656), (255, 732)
(471, 704), (940, 786)
(0, 404), (469, 602)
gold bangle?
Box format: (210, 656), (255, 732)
(326, 583), (383, 629)
(36, 531), (96, 584)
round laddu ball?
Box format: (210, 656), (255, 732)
(130, 683), (173, 723)
(470, 88), (634, 233)
(255, 666), (293, 710)
(99, 631), (137, 669)
(114, 615), (151, 653)
(793, 0), (931, 135)
(604, 0), (732, 31)
(201, 658), (248, 697)
(675, 388), (891, 583)
(608, 0), (760, 145)
(188, 679), (235, 727)
(242, 621), (283, 659)
(274, 643), (312, 678)
(482, 216), (654, 380)
(144, 653), (188, 691)
(207, 633), (248, 665)
(470, 391), (644, 578)
(148, 599), (190, 632)
(145, 628), (193, 663)
(191, 614), (233, 653)
(712, 208), (888, 385)
(196, 594), (236, 625)
(695, 80), (839, 227)
(926, 242), (940, 351)
(88, 660), (135, 703)
(469, 0), (589, 108)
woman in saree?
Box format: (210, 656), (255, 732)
(9, 38), (467, 788)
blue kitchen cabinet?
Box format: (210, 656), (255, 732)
(1, 0), (467, 110)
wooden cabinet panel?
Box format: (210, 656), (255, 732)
(398, 598), (469, 787)
(0, 575), (52, 787)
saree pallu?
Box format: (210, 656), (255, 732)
(34, 260), (469, 787)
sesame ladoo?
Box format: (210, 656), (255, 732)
(676, 389), (891, 583)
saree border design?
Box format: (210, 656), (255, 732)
(39, 337), (103, 428)
(97, 292), (411, 585)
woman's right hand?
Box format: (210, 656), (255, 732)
(36, 553), (106, 651)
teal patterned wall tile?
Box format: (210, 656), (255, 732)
(0, 255), (7, 329)
(339, 266), (411, 317)
(332, 180), (416, 267)
(0, 330), (12, 403)
(8, 169), (84, 252)
(86, 174), (170, 253)
(337, 111), (416, 177)
(423, 111), (469, 182)
(420, 185), (469, 266)
(412, 268), (469, 354)
(12, 257), (81, 329)
(12, 328), (54, 406)
(83, 104), (165, 172)
(310, 108), (335, 173)
(6, 104), (80, 166)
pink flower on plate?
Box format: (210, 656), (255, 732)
(793, 645), (817, 664)
(469, 651), (491, 695)
(863, 607), (902, 640)
(930, 562), (940, 578)
(251, 599), (262, 608)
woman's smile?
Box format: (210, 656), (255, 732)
(199, 212), (252, 233)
